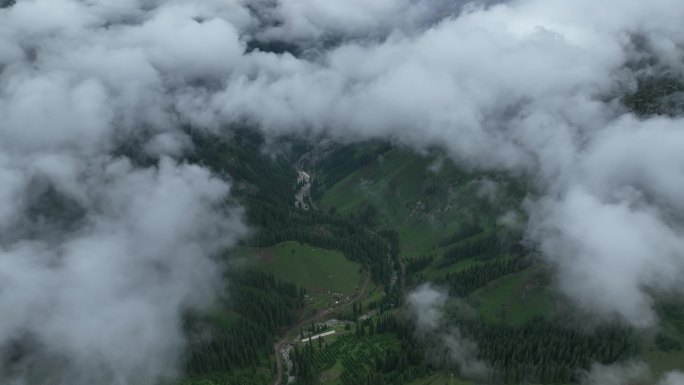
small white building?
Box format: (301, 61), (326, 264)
(297, 171), (311, 184)
(300, 330), (336, 343)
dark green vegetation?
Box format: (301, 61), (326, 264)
(291, 315), (431, 385)
(623, 75), (684, 116)
(458, 320), (635, 384)
(182, 271), (303, 384)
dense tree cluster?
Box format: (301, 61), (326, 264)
(440, 230), (525, 266)
(185, 318), (272, 374)
(184, 271), (304, 377)
(404, 254), (434, 275)
(458, 319), (637, 384)
(623, 75), (684, 116)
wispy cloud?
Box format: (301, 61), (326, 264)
(408, 284), (490, 380)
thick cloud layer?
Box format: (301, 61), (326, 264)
(1, 0), (684, 383)
(0, 159), (245, 384)
(0, 1), (248, 384)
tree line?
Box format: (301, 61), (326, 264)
(457, 318), (637, 384)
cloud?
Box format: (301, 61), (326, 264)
(0, 158), (246, 384)
(527, 115), (684, 327)
(408, 283), (449, 330)
(581, 362), (650, 385)
(408, 285), (490, 380)
(581, 362), (684, 385)
(0, 1), (248, 383)
(661, 372), (684, 385)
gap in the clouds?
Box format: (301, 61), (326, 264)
(246, 38), (302, 57)
(623, 74), (684, 117)
(0, 0), (15, 9)
(619, 35), (684, 117)
(22, 178), (87, 239)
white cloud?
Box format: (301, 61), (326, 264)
(582, 362), (684, 385)
(0, 2), (249, 383)
(408, 285), (490, 379)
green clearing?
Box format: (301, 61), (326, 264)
(242, 241), (363, 307)
(466, 266), (553, 325)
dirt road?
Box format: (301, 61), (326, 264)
(272, 272), (371, 385)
